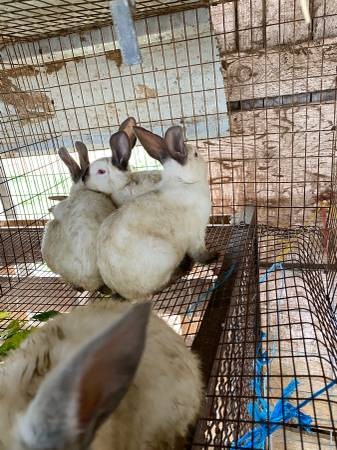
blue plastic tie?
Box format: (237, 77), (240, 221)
(259, 262), (286, 300)
(259, 262), (285, 285)
(231, 332), (337, 449)
(186, 262), (237, 314)
(234, 379), (312, 449)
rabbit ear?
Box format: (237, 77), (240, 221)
(133, 126), (168, 163)
(17, 303), (151, 450)
(119, 117), (137, 150)
(58, 147), (82, 182)
(110, 131), (132, 171)
(164, 126), (187, 165)
(75, 141), (90, 172)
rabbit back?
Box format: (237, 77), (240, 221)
(97, 192), (189, 299)
(42, 189), (115, 292)
(0, 302), (202, 450)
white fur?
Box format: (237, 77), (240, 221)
(84, 156), (162, 206)
(43, 145), (161, 293)
(41, 181), (115, 292)
(0, 301), (202, 450)
(97, 146), (211, 300)
(17, 392), (78, 450)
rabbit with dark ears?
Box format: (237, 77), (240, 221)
(83, 117), (162, 206)
(0, 301), (202, 450)
(41, 142), (115, 293)
(97, 125), (215, 300)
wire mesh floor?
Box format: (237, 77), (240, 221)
(0, 223), (337, 449)
(0, 226), (230, 339)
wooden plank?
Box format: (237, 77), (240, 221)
(265, 0), (313, 48)
(270, 428), (336, 449)
(237, 0), (265, 51)
(313, 0), (337, 42)
(229, 102), (336, 135)
(265, 0), (305, 24)
(211, 0), (337, 54)
(224, 37), (337, 101)
(0, 220), (47, 227)
(200, 130), (335, 161)
(199, 103), (334, 227)
(314, 0), (337, 16)
(210, 1), (237, 54)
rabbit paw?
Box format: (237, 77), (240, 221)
(69, 284), (85, 293)
(178, 254), (194, 272)
(195, 249), (219, 264)
(98, 285), (113, 296)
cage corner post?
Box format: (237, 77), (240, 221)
(189, 205), (260, 447)
(109, 0), (142, 66)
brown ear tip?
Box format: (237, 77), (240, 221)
(119, 116), (137, 130)
(133, 125), (147, 135)
(110, 130), (129, 144)
(58, 147), (68, 156)
(74, 141), (88, 152)
(166, 125), (184, 135)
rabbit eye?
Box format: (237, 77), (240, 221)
(97, 169), (106, 175)
(194, 152), (198, 157)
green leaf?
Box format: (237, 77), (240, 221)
(0, 309), (60, 359)
(0, 312), (10, 320)
(7, 319), (21, 330)
(31, 311), (60, 322)
(0, 329), (33, 356)
(0, 320), (23, 340)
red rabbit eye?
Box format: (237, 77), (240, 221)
(97, 169), (106, 175)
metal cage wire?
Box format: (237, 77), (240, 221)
(1, 1), (337, 449)
(0, 0), (222, 40)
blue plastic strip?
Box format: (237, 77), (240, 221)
(186, 262), (237, 314)
(231, 332), (337, 449)
(259, 262), (286, 300)
(234, 378), (312, 449)
(259, 262), (285, 285)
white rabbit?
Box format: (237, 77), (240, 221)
(83, 117), (162, 206)
(95, 125), (216, 300)
(41, 142), (115, 293)
(0, 301), (203, 450)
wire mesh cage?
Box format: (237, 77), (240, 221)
(1, 0), (337, 449)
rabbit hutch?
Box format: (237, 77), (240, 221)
(1, 0), (337, 448)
